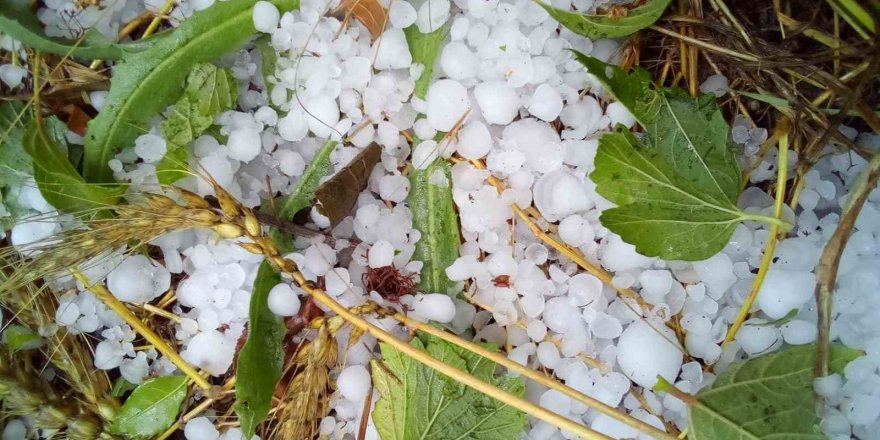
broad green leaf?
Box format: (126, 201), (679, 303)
(234, 260), (285, 438)
(372, 332), (527, 440)
(112, 377), (139, 397)
(687, 344), (862, 440)
(0, 102), (32, 189)
(405, 25), (446, 99)
(537, 0), (671, 39)
(408, 158), (460, 295)
(276, 139), (338, 219)
(3, 325), (43, 352)
(157, 63), (238, 184)
(0, 0), (158, 60)
(24, 121), (123, 216)
(313, 143), (381, 227)
(83, 0), (299, 183)
(577, 54), (774, 260)
(110, 375), (188, 438)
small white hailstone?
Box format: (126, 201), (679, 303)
(699, 74), (729, 97)
(501, 119), (564, 173)
(17, 179), (52, 212)
(780, 320), (817, 345)
(601, 235), (654, 273)
(617, 320), (683, 389)
(560, 96), (603, 134)
(428, 168), (448, 186)
(527, 320), (548, 342)
(89, 91), (109, 112)
(815, 373), (843, 398)
(756, 269), (816, 319)
(2, 418), (26, 440)
(318, 418), (336, 436)
(533, 170), (593, 222)
(416, 0), (450, 33)
(486, 149), (525, 174)
(445, 255), (480, 281)
(592, 313), (623, 339)
(120, 352), (150, 384)
(325, 268), (351, 297)
(692, 253), (737, 299)
(450, 16), (469, 40)
(568, 273), (602, 307)
(252, 1), (280, 33)
(525, 243), (549, 265)
(378, 175), (410, 203)
(455, 121), (492, 160)
(377, 121), (400, 149)
(337, 365), (371, 401)
(537, 342), (561, 369)
(542, 297), (580, 333)
(226, 127), (261, 162)
(440, 42), (477, 80)
(56, 300), (80, 326)
(372, 28), (413, 70)
(184, 417), (220, 440)
(11, 218), (56, 250)
(426, 79), (470, 132)
(412, 140), (440, 169)
(540, 389), (571, 415)
(389, 0), (417, 28)
(357, 204), (381, 226)
(606, 101), (636, 128)
(591, 414), (640, 439)
(368, 240), (395, 268)
(736, 324), (781, 356)
(0, 64), (26, 88)
(474, 81), (520, 125)
(276, 150), (305, 177)
(558, 215), (593, 248)
(303, 243), (337, 276)
(341, 57), (372, 90)
(304, 96), (340, 138)
(183, 330), (236, 376)
(412, 294), (456, 323)
(843, 394), (880, 425)
(134, 133), (167, 163)
(528, 84), (563, 122)
(267, 283), (301, 317)
(413, 118), (436, 141)
(107, 255), (171, 303)
(94, 340), (125, 370)
(639, 270), (673, 302)
(486, 252), (517, 277)
(277, 107), (309, 142)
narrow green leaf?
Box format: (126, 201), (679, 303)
(405, 25), (447, 99)
(537, 0), (671, 39)
(3, 325), (43, 352)
(110, 375), (188, 438)
(0, 0), (158, 60)
(112, 377), (139, 398)
(234, 260), (285, 438)
(689, 344), (862, 440)
(0, 101), (32, 189)
(255, 35), (277, 90)
(275, 139), (338, 219)
(408, 158), (460, 295)
(24, 121), (123, 216)
(83, 0), (299, 183)
(371, 332), (527, 440)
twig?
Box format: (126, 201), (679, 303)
(815, 152), (880, 378)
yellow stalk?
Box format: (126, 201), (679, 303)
(71, 270), (211, 390)
(144, 0), (176, 38)
(724, 124), (790, 344)
(142, 303), (182, 322)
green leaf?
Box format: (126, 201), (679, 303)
(408, 158), (460, 295)
(577, 54), (771, 260)
(234, 260), (285, 438)
(255, 35), (277, 90)
(405, 25), (447, 99)
(24, 121), (123, 216)
(688, 344), (862, 440)
(275, 139), (338, 219)
(0, 0), (158, 60)
(0, 101), (32, 189)
(83, 0), (299, 183)
(112, 377), (139, 398)
(371, 332), (527, 440)
(3, 325), (43, 352)
(157, 63), (238, 184)
(110, 375), (188, 438)
(537, 0), (671, 39)
(572, 52), (660, 124)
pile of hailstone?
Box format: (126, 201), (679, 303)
(2, 0), (880, 439)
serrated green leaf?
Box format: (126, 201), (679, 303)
(234, 260), (284, 438)
(538, 0), (671, 39)
(577, 54), (760, 260)
(405, 25), (447, 99)
(83, 0), (299, 183)
(0, 0), (158, 60)
(408, 158), (460, 295)
(372, 332), (527, 440)
(110, 375), (188, 438)
(24, 121), (123, 216)
(3, 324), (42, 352)
(688, 344), (862, 440)
(275, 139), (338, 219)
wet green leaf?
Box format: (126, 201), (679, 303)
(0, 102), (32, 189)
(4, 325), (42, 352)
(688, 344), (862, 440)
(408, 158), (460, 295)
(405, 25), (446, 99)
(538, 0), (671, 39)
(314, 143), (381, 227)
(110, 375), (188, 438)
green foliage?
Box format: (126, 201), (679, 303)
(408, 158), (460, 295)
(255, 35), (277, 90)
(537, 0), (671, 39)
(3, 325), (42, 352)
(0, 102), (32, 188)
(157, 63), (238, 184)
(405, 25), (446, 99)
(110, 375), (188, 438)
(576, 53), (781, 260)
(234, 261), (285, 438)
(371, 333), (527, 440)
(276, 140), (338, 219)
(83, 0), (299, 183)
(24, 121), (123, 216)
(0, 0), (157, 60)
(687, 344), (862, 440)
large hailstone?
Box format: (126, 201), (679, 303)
(617, 320), (683, 389)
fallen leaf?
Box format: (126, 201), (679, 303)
(314, 142), (381, 227)
(338, 0), (388, 39)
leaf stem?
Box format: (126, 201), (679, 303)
(71, 269), (212, 391)
(653, 376), (697, 406)
(738, 211), (792, 230)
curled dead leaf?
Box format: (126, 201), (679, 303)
(314, 142), (381, 227)
(337, 0), (389, 39)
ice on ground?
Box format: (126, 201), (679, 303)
(107, 255), (171, 303)
(617, 320), (683, 389)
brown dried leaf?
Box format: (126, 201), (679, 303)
(338, 0), (389, 39)
(314, 143), (381, 227)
